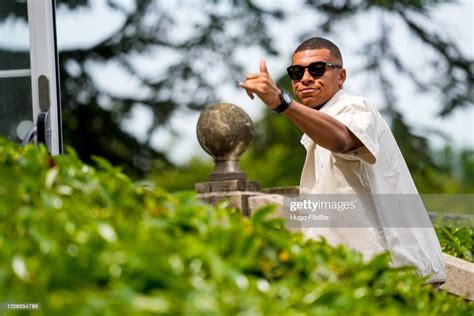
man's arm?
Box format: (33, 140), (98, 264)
(239, 60), (362, 153)
(283, 101), (363, 153)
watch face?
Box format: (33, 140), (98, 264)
(283, 91), (292, 104)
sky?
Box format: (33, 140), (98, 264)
(1, 0), (473, 165)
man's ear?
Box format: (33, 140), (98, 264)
(338, 68), (347, 88)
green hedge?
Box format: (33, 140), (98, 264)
(0, 139), (472, 315)
(435, 226), (473, 262)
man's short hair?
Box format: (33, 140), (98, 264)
(294, 37), (343, 65)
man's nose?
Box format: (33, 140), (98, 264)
(301, 68), (314, 84)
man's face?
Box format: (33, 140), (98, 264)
(290, 48), (346, 109)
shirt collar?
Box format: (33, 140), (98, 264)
(317, 89), (347, 113)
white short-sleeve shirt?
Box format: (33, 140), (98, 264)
(299, 89), (446, 283)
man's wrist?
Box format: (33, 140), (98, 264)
(273, 90), (292, 113)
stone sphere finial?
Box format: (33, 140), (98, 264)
(197, 102), (254, 181)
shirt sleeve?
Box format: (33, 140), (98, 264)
(331, 100), (379, 164)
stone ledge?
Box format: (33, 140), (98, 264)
(198, 191), (265, 216)
(196, 179), (261, 193)
(248, 194), (285, 217)
(262, 186), (299, 196)
(440, 253), (474, 300)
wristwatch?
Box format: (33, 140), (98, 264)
(273, 90), (292, 113)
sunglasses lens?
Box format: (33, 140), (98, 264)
(287, 62), (328, 80)
(308, 62), (326, 77)
(287, 66), (304, 80)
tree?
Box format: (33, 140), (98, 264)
(1, 0), (472, 178)
(1, 0), (284, 176)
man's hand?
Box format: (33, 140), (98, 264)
(239, 60), (282, 109)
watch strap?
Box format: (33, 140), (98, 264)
(274, 90), (291, 113)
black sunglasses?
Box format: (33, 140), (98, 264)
(287, 61), (342, 81)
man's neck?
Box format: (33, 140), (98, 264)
(312, 89), (343, 111)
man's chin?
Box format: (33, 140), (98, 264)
(300, 97), (322, 109)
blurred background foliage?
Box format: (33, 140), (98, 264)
(0, 0), (472, 192)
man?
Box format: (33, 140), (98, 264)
(239, 37), (446, 284)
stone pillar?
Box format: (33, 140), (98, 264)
(195, 102), (262, 216)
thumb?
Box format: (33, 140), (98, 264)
(259, 59), (269, 74)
